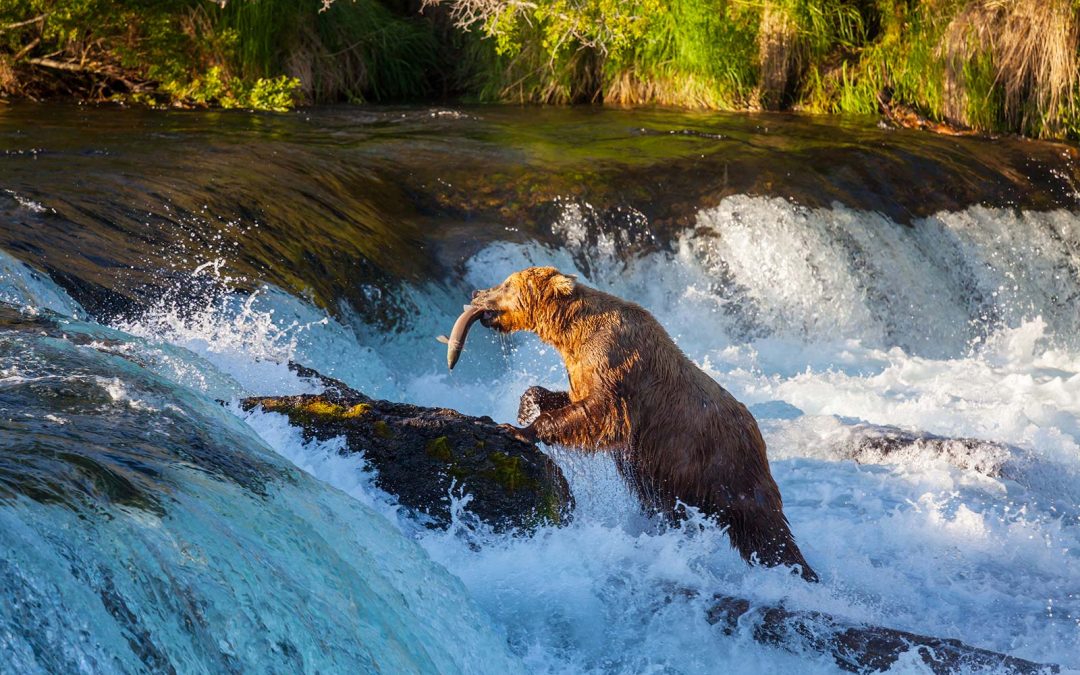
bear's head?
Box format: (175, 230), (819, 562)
(470, 266), (578, 334)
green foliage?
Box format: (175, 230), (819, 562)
(835, 61), (877, 114)
(151, 66), (300, 111)
(246, 74), (302, 111)
(817, 0), (951, 116)
(0, 0), (435, 108)
(789, 0), (868, 54)
(955, 48), (1002, 131)
(437, 0), (871, 107)
(609, 0), (761, 108)
(445, 0), (1079, 138)
(449, 0), (761, 106)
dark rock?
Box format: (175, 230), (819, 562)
(242, 365), (572, 533)
(705, 593), (1059, 674)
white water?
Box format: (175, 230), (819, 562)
(6, 195), (1079, 672)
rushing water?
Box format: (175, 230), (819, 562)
(2, 103), (1079, 673)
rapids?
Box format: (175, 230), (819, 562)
(1, 103), (1078, 673)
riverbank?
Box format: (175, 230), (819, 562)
(1, 0), (1078, 139)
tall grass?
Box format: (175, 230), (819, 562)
(940, 0), (1078, 136)
(216, 0), (438, 103)
(757, 0), (867, 109)
(604, 0), (760, 109)
(811, 0), (953, 116)
(429, 0), (1080, 138)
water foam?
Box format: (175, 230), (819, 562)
(114, 261), (400, 401)
(401, 199), (1080, 670)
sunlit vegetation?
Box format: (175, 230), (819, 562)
(0, 0), (436, 109)
(1, 0), (1077, 138)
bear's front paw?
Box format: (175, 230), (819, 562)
(497, 423), (538, 444)
(518, 386), (569, 425)
(517, 386), (548, 426)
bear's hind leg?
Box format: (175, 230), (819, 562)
(725, 506), (819, 582)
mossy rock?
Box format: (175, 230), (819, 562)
(241, 364), (572, 533)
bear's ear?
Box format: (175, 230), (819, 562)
(550, 273), (577, 297)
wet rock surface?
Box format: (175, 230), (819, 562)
(841, 424), (1019, 478)
(705, 594), (1060, 674)
(241, 365), (571, 533)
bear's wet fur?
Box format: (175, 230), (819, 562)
(472, 266), (817, 581)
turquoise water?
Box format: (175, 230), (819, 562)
(0, 259), (522, 673)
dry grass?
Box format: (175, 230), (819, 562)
(942, 0), (1079, 135)
(0, 55), (16, 96)
(755, 1), (801, 110)
(605, 70), (736, 108)
(287, 21), (371, 103)
(995, 0), (1079, 133)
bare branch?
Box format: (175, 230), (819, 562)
(12, 36), (41, 62)
(422, 0), (538, 33)
(1, 14), (47, 33)
(25, 57), (150, 92)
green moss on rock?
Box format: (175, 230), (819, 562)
(425, 436), (454, 462)
(373, 420), (394, 439)
(343, 403), (371, 418)
(299, 400), (345, 416)
(534, 488), (565, 527)
(484, 452), (537, 494)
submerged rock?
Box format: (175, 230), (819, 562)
(241, 365), (571, 533)
(840, 423), (1019, 479)
(705, 593), (1060, 674)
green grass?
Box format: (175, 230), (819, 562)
(607, 0), (760, 108)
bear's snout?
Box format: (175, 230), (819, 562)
(469, 287), (505, 312)
(479, 309), (502, 329)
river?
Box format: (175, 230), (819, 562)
(2, 103), (1079, 672)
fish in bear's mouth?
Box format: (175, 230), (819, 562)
(436, 305), (504, 369)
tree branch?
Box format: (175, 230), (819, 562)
(1, 14), (47, 33)
(12, 36), (40, 62)
(24, 57), (150, 92)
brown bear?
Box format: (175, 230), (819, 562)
(459, 266), (818, 581)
